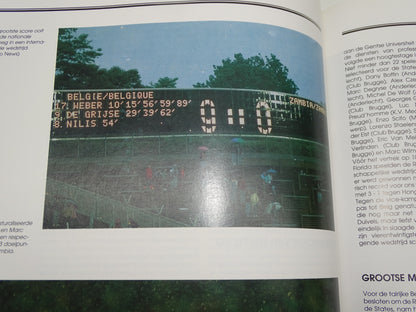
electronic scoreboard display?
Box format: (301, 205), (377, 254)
(45, 88), (333, 230)
(51, 88), (327, 143)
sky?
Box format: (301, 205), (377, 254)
(75, 21), (325, 104)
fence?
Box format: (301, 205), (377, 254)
(45, 178), (188, 228)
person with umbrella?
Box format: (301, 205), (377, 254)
(261, 169), (277, 196)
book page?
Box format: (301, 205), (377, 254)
(0, 1), (339, 310)
(323, 0), (416, 311)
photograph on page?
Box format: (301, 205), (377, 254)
(43, 21), (334, 230)
(0, 278), (340, 311)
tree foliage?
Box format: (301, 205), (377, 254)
(54, 28), (102, 89)
(195, 53), (298, 94)
(54, 29), (144, 89)
(149, 77), (179, 88)
(55, 29), (102, 70)
(94, 67), (143, 89)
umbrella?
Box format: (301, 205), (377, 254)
(231, 138), (245, 143)
(267, 169), (277, 174)
(198, 146), (209, 151)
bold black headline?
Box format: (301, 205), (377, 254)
(362, 273), (416, 282)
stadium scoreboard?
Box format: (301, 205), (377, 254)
(51, 88), (327, 143)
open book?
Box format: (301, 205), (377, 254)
(1, 0), (415, 310)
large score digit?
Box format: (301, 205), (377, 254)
(256, 101), (272, 134)
(200, 99), (216, 134)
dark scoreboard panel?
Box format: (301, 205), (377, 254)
(51, 88), (327, 143)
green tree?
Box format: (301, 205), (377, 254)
(54, 28), (102, 89)
(195, 53), (298, 94)
(149, 76), (179, 88)
(54, 29), (144, 89)
(94, 66), (143, 89)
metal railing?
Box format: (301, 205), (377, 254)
(45, 178), (188, 228)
